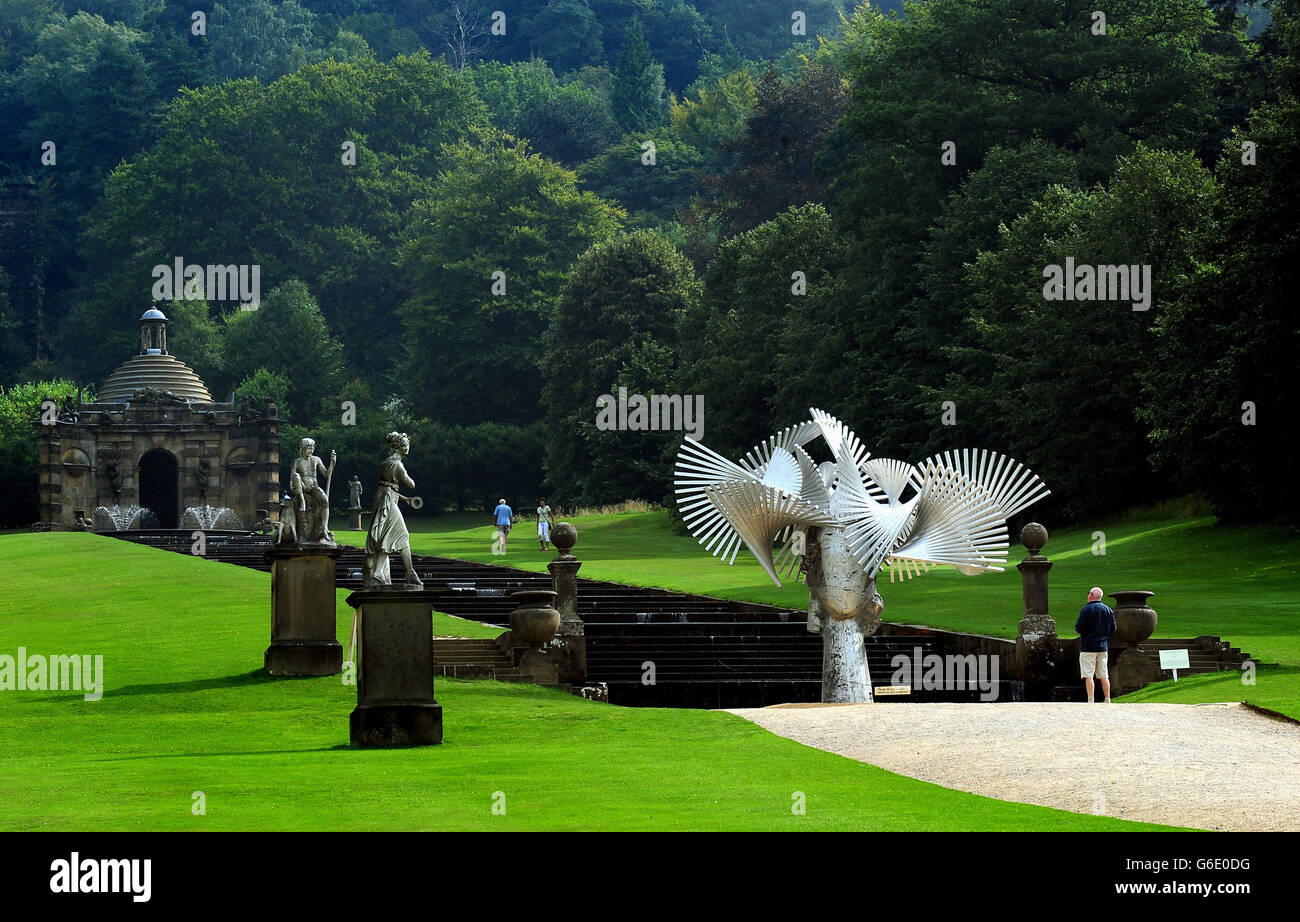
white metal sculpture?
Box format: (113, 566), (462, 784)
(674, 408), (1049, 702)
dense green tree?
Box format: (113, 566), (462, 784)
(209, 0), (318, 83)
(517, 88), (621, 165)
(1138, 9), (1300, 521)
(543, 231), (697, 503)
(964, 147), (1222, 521)
(138, 0), (215, 104)
(339, 11), (423, 60)
(900, 142), (1084, 454)
(681, 204), (845, 461)
(610, 19), (667, 132)
(823, 0), (1240, 341)
(61, 53), (487, 384)
(325, 28), (375, 63)
(11, 12), (155, 205)
(667, 67), (756, 168)
(407, 419), (547, 512)
(222, 281), (346, 424)
(516, 0), (605, 73)
(470, 59), (563, 135)
(0, 269), (21, 387)
(0, 0), (63, 72)
(804, 0), (1250, 509)
(73, 0), (156, 27)
(690, 0), (847, 63)
(397, 136), (623, 426)
(234, 366), (291, 419)
(641, 0), (715, 91)
(698, 60), (848, 242)
(0, 378), (84, 526)
(163, 298), (225, 396)
(580, 136), (706, 224)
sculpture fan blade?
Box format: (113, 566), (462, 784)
(922, 448), (1051, 520)
(702, 481), (835, 584)
(861, 458), (921, 504)
(740, 419), (822, 475)
(675, 423), (1051, 588)
(758, 446), (802, 496)
(889, 460), (1010, 572)
(675, 435), (833, 585)
(675, 436), (758, 565)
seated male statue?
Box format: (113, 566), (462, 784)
(291, 437), (336, 545)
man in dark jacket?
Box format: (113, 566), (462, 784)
(1075, 587), (1117, 702)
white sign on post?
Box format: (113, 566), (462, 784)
(1159, 648), (1190, 681)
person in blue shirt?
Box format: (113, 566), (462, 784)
(492, 498), (513, 554)
(1075, 587), (1117, 703)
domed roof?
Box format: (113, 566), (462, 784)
(97, 353), (214, 403)
(96, 306), (213, 403)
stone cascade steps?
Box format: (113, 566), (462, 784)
(105, 531), (1256, 707)
(432, 638), (530, 681)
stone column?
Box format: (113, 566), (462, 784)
(347, 588), (443, 747)
(264, 544), (345, 676)
(546, 522), (586, 685)
(1015, 522), (1057, 695)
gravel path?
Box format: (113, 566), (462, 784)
(727, 702), (1300, 830)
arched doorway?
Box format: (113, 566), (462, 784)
(138, 449), (179, 528)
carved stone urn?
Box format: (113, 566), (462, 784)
(509, 589), (561, 646)
(1109, 590), (1158, 646)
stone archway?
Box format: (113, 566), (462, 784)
(139, 448), (179, 528)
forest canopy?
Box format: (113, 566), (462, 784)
(0, 0), (1294, 525)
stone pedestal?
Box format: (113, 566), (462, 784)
(1014, 523), (1057, 696)
(346, 588), (442, 747)
(264, 544), (344, 676)
(1108, 645), (1162, 697)
(547, 551), (587, 685)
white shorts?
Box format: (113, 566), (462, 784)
(1079, 651), (1109, 679)
(538, 521), (551, 540)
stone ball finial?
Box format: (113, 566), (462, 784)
(552, 521), (577, 554)
(1020, 522), (1048, 555)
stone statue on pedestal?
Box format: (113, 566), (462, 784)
(347, 474), (365, 529)
(362, 431), (423, 589)
(281, 437), (336, 546)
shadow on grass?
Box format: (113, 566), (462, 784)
(97, 668), (285, 699)
(84, 744), (365, 762)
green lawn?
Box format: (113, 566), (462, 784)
(388, 509), (1300, 718)
(0, 531), (1164, 830)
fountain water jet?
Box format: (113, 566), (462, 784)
(182, 505), (244, 530)
(92, 505), (159, 531)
